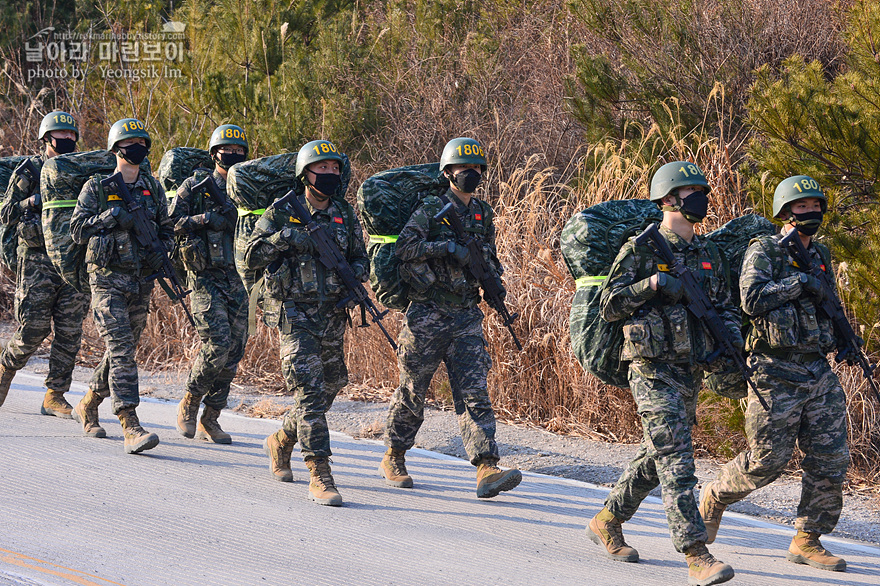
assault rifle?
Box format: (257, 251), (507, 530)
(101, 172), (195, 328)
(274, 189), (397, 351)
(191, 174), (235, 215)
(635, 223), (769, 410)
(13, 159), (41, 214)
(781, 229), (880, 404)
(434, 202), (523, 350)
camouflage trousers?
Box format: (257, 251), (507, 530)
(278, 301), (349, 459)
(605, 360), (707, 553)
(87, 271), (153, 414)
(385, 301), (498, 465)
(1, 251), (89, 392)
(184, 268), (248, 410)
(707, 354), (849, 535)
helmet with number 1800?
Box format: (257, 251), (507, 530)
(107, 118), (151, 151)
(772, 175), (827, 218)
(439, 137), (487, 173)
(295, 139), (344, 178)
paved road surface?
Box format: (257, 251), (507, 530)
(1, 371), (878, 585)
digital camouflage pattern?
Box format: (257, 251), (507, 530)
(0, 155), (30, 272)
(356, 163), (447, 310)
(385, 189), (503, 465)
(599, 224), (742, 553)
(71, 171), (172, 414)
(706, 231), (848, 535)
(0, 154), (89, 394)
(561, 199), (662, 387)
(244, 192), (366, 459)
(170, 170), (247, 409)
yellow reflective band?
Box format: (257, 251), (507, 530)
(42, 199), (78, 209)
(658, 264), (669, 272)
(166, 190), (176, 199)
(369, 235), (398, 244)
(575, 276), (606, 288)
(238, 208), (266, 217)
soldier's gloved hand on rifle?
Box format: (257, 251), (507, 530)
(18, 193), (41, 211)
(353, 263), (369, 283)
(799, 273), (825, 301)
(111, 206), (135, 230)
(446, 241), (470, 266)
(144, 250), (165, 272)
(653, 272), (683, 303)
(280, 227), (315, 255)
(198, 212), (228, 232)
(836, 345), (859, 366)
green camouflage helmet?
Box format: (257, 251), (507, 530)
(649, 161), (711, 201)
(38, 111), (79, 141)
(772, 175), (827, 218)
(209, 124), (249, 154)
(107, 118), (151, 151)
(295, 139), (344, 178)
(439, 137), (487, 173)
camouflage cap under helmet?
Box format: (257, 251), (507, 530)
(295, 139), (344, 178)
(649, 161), (711, 202)
(209, 124), (249, 155)
(439, 137), (487, 173)
(772, 175), (827, 218)
(107, 118), (151, 151)
(38, 111), (79, 142)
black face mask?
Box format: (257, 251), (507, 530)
(450, 169), (482, 193)
(309, 172), (341, 199)
(50, 137), (77, 155)
(678, 191), (709, 223)
(215, 152), (246, 170)
(117, 143), (149, 166)
(791, 210), (824, 236)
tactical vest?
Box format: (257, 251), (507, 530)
(174, 170), (235, 273)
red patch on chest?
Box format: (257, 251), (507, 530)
(333, 217), (343, 224)
(474, 214), (482, 221)
(701, 262), (712, 270)
(142, 189), (150, 196)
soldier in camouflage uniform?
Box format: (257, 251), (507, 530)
(588, 162), (737, 586)
(246, 139), (368, 507)
(379, 137), (522, 499)
(700, 176), (850, 572)
(70, 118), (172, 455)
(170, 124), (249, 444)
(0, 111), (89, 417)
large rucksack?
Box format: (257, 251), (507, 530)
(561, 199), (663, 388)
(701, 213), (777, 400)
(157, 147), (213, 198)
(41, 150), (151, 293)
(356, 163), (449, 310)
(226, 152), (351, 295)
(0, 156), (31, 273)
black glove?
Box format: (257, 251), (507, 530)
(111, 206), (135, 230)
(656, 272), (683, 304)
(203, 212), (228, 231)
(281, 227), (315, 254)
(799, 273), (825, 301)
(144, 251), (165, 272)
(353, 264), (369, 283)
(446, 241), (470, 266)
(19, 194), (41, 211)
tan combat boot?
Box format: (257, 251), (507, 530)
(117, 407), (160, 454)
(305, 457), (343, 506)
(196, 405), (232, 444)
(787, 530), (846, 572)
(699, 482), (727, 544)
(41, 389), (74, 419)
(475, 459), (522, 498)
(379, 448), (413, 488)
(72, 389), (107, 438)
(587, 507), (639, 562)
(263, 429), (296, 482)
(684, 542), (734, 586)
(0, 364), (16, 407)
(176, 392), (200, 438)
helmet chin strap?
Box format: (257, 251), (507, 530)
(660, 194), (682, 213)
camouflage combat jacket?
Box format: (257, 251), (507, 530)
(741, 233), (839, 355)
(71, 171), (173, 275)
(0, 154), (46, 254)
(244, 193), (368, 326)
(601, 225), (742, 364)
(169, 169), (237, 274)
(396, 189), (503, 309)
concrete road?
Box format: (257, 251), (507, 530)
(1, 371), (878, 586)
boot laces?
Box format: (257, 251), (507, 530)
(687, 544), (717, 567)
(312, 458), (336, 489)
(390, 452), (408, 476)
